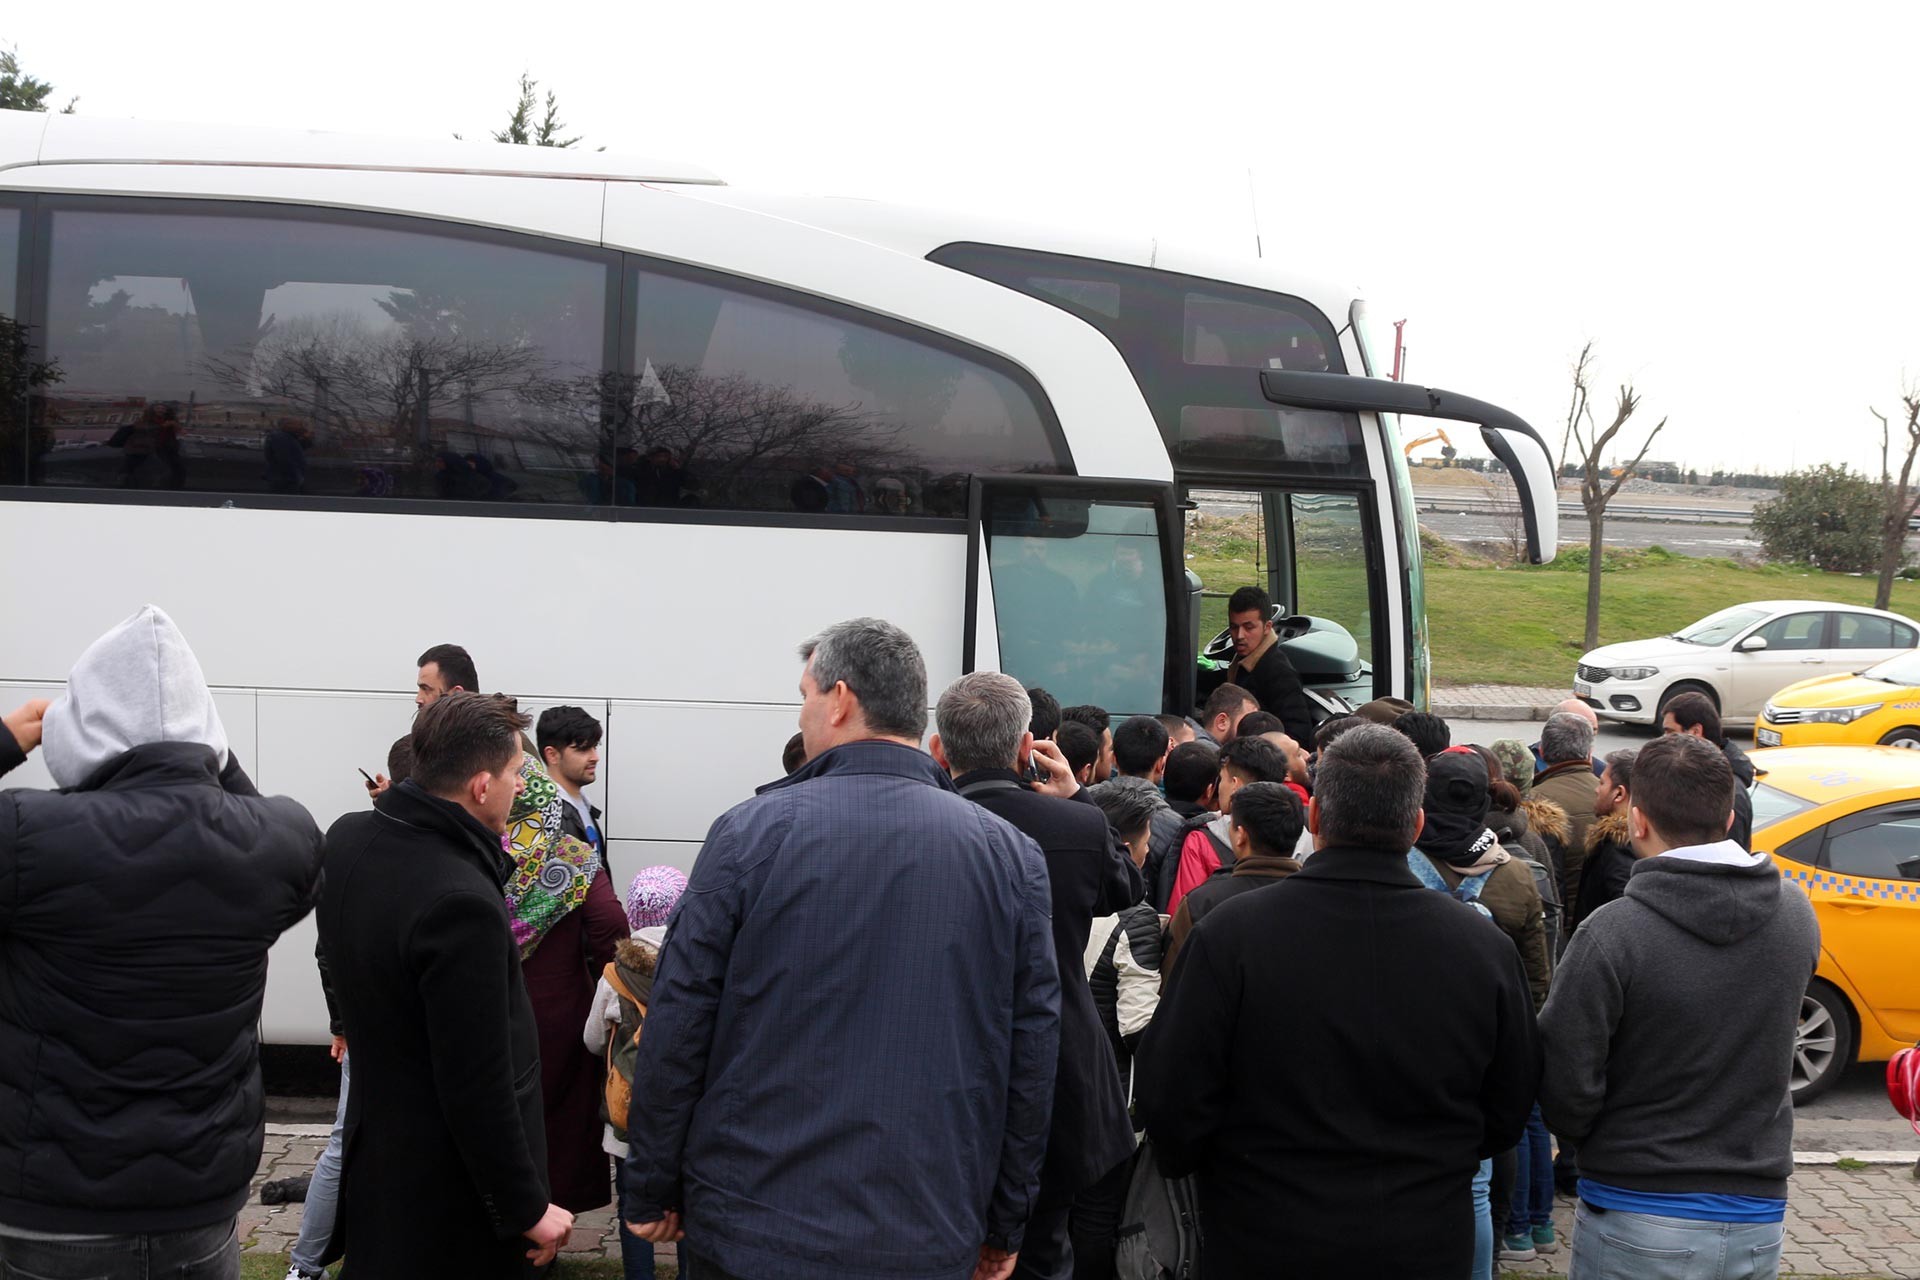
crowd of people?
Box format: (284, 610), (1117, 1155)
(0, 592), (1818, 1280)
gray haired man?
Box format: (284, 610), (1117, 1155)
(624, 623), (1061, 1280)
(1534, 711), (1600, 909)
(930, 672), (1142, 1280)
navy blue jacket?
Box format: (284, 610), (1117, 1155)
(623, 740), (1061, 1280)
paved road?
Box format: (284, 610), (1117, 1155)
(1422, 510), (1771, 557)
(1421, 508), (1920, 560)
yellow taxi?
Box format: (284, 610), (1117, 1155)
(1748, 745), (1920, 1101)
(1756, 649), (1920, 750)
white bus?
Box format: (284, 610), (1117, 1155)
(0, 110), (1558, 1041)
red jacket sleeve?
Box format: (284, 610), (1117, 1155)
(581, 870), (629, 972)
(1166, 829), (1221, 916)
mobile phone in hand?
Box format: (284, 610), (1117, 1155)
(358, 768), (377, 791)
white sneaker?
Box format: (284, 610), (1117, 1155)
(285, 1267), (326, 1280)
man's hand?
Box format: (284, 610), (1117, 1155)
(4, 699), (50, 756)
(366, 772), (391, 802)
(523, 1203), (573, 1266)
(1028, 738), (1079, 799)
(329, 1035), (347, 1064)
(974, 1245), (1019, 1280)
(625, 1210), (685, 1243)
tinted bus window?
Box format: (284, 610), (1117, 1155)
(985, 490), (1168, 713)
(1, 208), (21, 485)
(622, 264), (1066, 518)
(930, 242), (1364, 477)
(37, 204), (612, 503)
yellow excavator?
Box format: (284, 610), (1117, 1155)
(1402, 428), (1456, 466)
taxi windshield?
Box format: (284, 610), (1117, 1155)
(1750, 782), (1814, 834)
(1865, 649), (1920, 686)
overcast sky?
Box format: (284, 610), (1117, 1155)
(10, 1), (1917, 475)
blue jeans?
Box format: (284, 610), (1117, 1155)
(0, 1219), (237, 1279)
(1470, 1158), (1493, 1280)
(289, 1050), (348, 1276)
(1508, 1105), (1555, 1233)
(616, 1153), (686, 1279)
(1571, 1202), (1784, 1280)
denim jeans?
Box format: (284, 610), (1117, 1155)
(1508, 1105), (1555, 1233)
(1470, 1158), (1493, 1280)
(1571, 1202), (1784, 1280)
(288, 1050), (348, 1276)
(0, 1218), (238, 1279)
(615, 1154), (686, 1280)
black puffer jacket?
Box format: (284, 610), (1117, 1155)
(0, 743), (323, 1232)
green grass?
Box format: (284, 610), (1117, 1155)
(1835, 1156), (1871, 1170)
(1426, 551), (1920, 688)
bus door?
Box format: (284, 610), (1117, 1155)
(966, 478), (1186, 717)
(1183, 483), (1384, 712)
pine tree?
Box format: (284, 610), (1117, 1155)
(0, 48), (77, 114)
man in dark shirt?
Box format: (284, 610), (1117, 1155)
(1137, 723), (1539, 1278)
(1214, 586), (1315, 744)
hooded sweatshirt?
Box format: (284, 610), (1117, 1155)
(41, 605), (229, 787)
(0, 606), (322, 1234)
(1539, 844), (1819, 1200)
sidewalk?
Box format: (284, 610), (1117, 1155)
(1506, 1163), (1920, 1278)
(1434, 684), (1572, 721)
(243, 1128), (1920, 1276)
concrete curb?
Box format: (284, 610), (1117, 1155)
(267, 1123), (334, 1138)
(1435, 701), (1567, 722)
(1793, 1151), (1920, 1167)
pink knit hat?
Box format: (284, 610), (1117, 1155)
(626, 865), (689, 932)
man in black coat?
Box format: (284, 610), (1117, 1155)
(931, 672), (1144, 1280)
(1210, 586), (1315, 745)
(318, 694), (573, 1277)
(1136, 723), (1540, 1280)
(0, 607), (323, 1274)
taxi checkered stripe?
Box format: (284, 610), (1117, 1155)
(1780, 866), (1920, 902)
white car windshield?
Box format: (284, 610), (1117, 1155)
(1675, 606), (1769, 646)
(1865, 650), (1920, 686)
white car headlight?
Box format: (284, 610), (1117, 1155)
(1610, 667), (1660, 681)
(1804, 704), (1884, 724)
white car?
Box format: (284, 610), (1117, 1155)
(1575, 600), (1920, 727)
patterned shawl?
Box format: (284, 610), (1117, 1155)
(502, 753), (598, 959)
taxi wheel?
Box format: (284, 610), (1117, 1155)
(1792, 981), (1854, 1105)
(1878, 727), (1920, 750)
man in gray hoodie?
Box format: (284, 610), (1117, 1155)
(0, 606), (324, 1278)
(1540, 733), (1818, 1280)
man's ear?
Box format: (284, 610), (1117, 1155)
(928, 734), (950, 772)
(1306, 796), (1320, 836)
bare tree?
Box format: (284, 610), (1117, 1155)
(1869, 393), (1920, 611)
(1569, 354), (1666, 649)
(1556, 341), (1593, 478)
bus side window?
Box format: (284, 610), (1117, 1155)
(623, 263), (1067, 519)
(36, 203), (614, 505)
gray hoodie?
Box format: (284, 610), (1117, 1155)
(1539, 844), (1819, 1200)
(41, 606), (228, 789)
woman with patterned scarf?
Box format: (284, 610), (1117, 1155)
(506, 751), (629, 1215)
